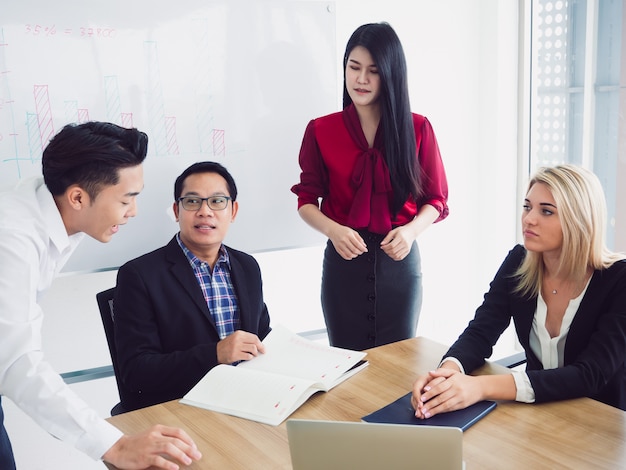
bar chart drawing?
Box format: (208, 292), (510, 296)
(121, 112), (133, 129)
(25, 112), (41, 163)
(212, 129), (225, 157)
(191, 17), (215, 156)
(33, 85), (55, 151)
(144, 41), (168, 157)
(64, 100), (78, 125)
(0, 0), (336, 271)
(104, 75), (122, 126)
(164, 116), (180, 156)
(78, 108), (90, 123)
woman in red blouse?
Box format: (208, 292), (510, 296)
(291, 22), (449, 350)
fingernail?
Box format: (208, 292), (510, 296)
(424, 412), (431, 418)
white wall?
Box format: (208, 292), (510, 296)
(3, 1), (523, 467)
(332, 0), (522, 350)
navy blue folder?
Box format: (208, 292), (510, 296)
(362, 392), (496, 431)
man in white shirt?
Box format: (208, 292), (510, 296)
(0, 122), (201, 469)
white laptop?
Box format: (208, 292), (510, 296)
(286, 419), (464, 470)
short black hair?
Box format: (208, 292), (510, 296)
(42, 121), (148, 199)
(174, 161), (238, 201)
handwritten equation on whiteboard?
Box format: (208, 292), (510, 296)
(24, 24), (117, 39)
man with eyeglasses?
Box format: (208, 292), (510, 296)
(113, 161), (271, 412)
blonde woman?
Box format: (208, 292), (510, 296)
(412, 164), (626, 417)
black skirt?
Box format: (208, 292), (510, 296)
(320, 230), (422, 350)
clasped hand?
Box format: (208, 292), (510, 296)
(380, 226), (413, 261)
(411, 368), (483, 419)
(329, 225), (413, 261)
(328, 226), (368, 260)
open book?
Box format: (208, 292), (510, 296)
(180, 324), (368, 426)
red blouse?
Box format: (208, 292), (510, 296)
(291, 104), (449, 234)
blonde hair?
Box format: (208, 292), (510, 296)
(514, 164), (625, 298)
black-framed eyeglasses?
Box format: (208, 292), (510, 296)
(177, 196), (232, 211)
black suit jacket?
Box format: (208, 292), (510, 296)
(113, 236), (271, 411)
(445, 244), (626, 410)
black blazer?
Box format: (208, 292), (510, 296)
(445, 244), (626, 410)
(113, 236), (271, 411)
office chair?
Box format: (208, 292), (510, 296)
(95, 287), (127, 416)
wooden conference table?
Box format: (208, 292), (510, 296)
(106, 337), (626, 469)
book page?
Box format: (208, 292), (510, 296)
(180, 364), (320, 426)
(237, 324), (366, 390)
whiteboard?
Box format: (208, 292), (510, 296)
(0, 0), (333, 272)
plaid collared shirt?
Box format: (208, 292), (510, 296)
(176, 233), (240, 339)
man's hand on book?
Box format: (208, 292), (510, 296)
(217, 330), (266, 364)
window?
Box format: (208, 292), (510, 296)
(529, 0), (625, 250)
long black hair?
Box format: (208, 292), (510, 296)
(343, 22), (422, 214)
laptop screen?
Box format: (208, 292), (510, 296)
(287, 419), (463, 470)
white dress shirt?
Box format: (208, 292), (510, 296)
(513, 283), (589, 402)
(0, 177), (122, 460)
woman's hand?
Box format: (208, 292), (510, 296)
(297, 205), (367, 260)
(411, 371), (447, 417)
(328, 225), (368, 260)
(411, 369), (485, 419)
(380, 226), (414, 261)
(382, 204), (440, 261)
